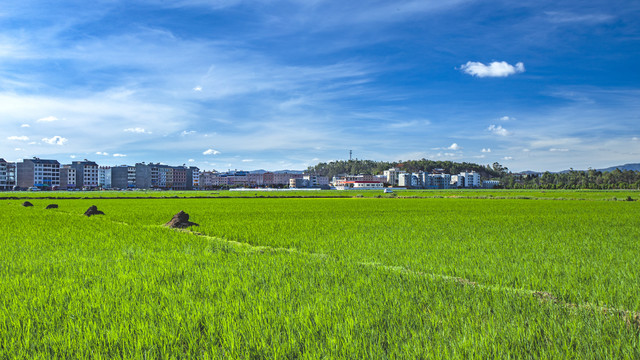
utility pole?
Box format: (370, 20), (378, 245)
(349, 150), (352, 161)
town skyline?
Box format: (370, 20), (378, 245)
(2, 0), (639, 172)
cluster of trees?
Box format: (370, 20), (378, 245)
(501, 169), (640, 189)
(307, 159), (501, 180)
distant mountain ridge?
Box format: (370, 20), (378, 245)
(515, 163), (640, 175)
(550, 163), (640, 174)
(596, 163), (640, 172)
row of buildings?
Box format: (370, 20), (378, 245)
(0, 157), (498, 191)
(332, 168), (498, 189)
(0, 158), (201, 190)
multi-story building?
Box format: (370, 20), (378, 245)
(111, 165), (131, 189)
(0, 159), (16, 190)
(453, 171), (481, 188)
(17, 158), (60, 189)
(191, 167), (200, 189)
(98, 166), (112, 189)
(60, 165), (77, 190)
(424, 173), (452, 189)
(332, 174), (381, 186)
(70, 160), (99, 189)
(383, 168), (407, 186)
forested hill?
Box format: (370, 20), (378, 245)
(306, 159), (501, 179)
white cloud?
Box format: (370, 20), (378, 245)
(447, 143), (460, 150)
(460, 61), (525, 78)
(503, 156), (513, 160)
(96, 151), (109, 156)
(241, 159), (253, 162)
(633, 137), (639, 141)
(42, 136), (67, 145)
(203, 149), (221, 155)
(14, 148), (23, 151)
(500, 116), (513, 121)
(20, 124), (30, 128)
(522, 149), (530, 152)
(188, 158), (195, 162)
(481, 148), (491, 153)
(37, 116), (58, 122)
(549, 148), (569, 152)
(113, 153), (127, 157)
(181, 130), (196, 136)
(70, 155), (77, 159)
(193, 86), (202, 91)
(124, 127), (150, 134)
(7, 135), (29, 141)
(487, 124), (510, 136)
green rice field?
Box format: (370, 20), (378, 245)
(1, 191), (639, 358)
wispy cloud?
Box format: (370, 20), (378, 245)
(545, 11), (614, 24)
(487, 124), (510, 136)
(37, 116), (58, 122)
(124, 127), (151, 134)
(460, 61), (525, 78)
(96, 151), (109, 156)
(203, 149), (221, 155)
(481, 148), (491, 153)
(20, 124), (30, 128)
(113, 153), (127, 157)
(447, 143), (460, 150)
(7, 136), (29, 141)
(549, 148), (569, 152)
(503, 156), (513, 160)
(42, 136), (67, 145)
(181, 130), (196, 136)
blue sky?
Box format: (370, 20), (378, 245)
(2, 0), (639, 172)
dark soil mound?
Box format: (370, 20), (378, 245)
(22, 201), (34, 207)
(45, 204), (58, 209)
(84, 205), (104, 217)
(165, 211), (199, 228)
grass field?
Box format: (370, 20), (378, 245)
(1, 192), (639, 358)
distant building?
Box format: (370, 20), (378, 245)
(483, 180), (500, 189)
(0, 159), (16, 190)
(290, 174), (329, 188)
(383, 168), (407, 186)
(110, 165), (132, 189)
(332, 174), (382, 187)
(71, 160), (99, 189)
(98, 166), (112, 189)
(60, 165), (77, 190)
(17, 158), (60, 189)
(458, 171), (481, 188)
(335, 181), (384, 190)
(424, 173), (452, 189)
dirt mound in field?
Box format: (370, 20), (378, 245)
(84, 205), (104, 217)
(22, 201), (33, 207)
(45, 204), (58, 209)
(165, 211), (199, 228)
